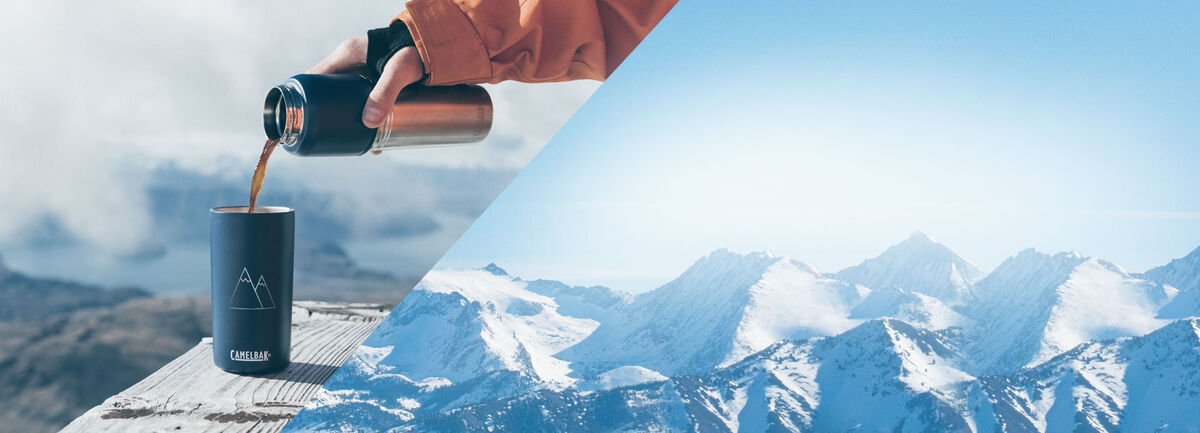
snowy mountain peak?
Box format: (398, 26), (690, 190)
(664, 249), (805, 295)
(833, 318), (961, 364)
(1088, 256), (1133, 277)
(995, 248), (1090, 281)
(295, 242), (1200, 433)
(685, 249), (829, 280)
(905, 230), (936, 244)
(481, 263), (509, 276)
(834, 231), (984, 303)
(691, 248), (781, 272)
(969, 249), (1175, 373)
(1141, 244), (1200, 294)
(364, 268), (598, 388)
(561, 249), (863, 376)
(848, 287), (967, 330)
(523, 279), (631, 323)
(1021, 247), (1085, 263)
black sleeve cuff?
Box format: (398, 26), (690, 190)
(366, 20), (416, 77)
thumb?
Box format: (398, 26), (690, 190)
(362, 48), (424, 128)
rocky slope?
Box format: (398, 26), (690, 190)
(0, 255), (210, 432)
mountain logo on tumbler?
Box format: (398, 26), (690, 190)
(228, 267), (276, 310)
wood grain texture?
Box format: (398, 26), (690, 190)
(60, 301), (390, 433)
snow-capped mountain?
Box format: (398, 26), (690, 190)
(290, 266), (630, 432)
(559, 249), (868, 376)
(972, 318), (1200, 433)
(358, 267), (597, 387)
(523, 278), (632, 323)
(835, 231), (986, 304)
(371, 319), (975, 433)
(967, 249), (1176, 373)
(1140, 245), (1200, 294)
(1159, 288), (1200, 319)
(286, 238), (1200, 433)
(712, 318), (975, 433)
(849, 286), (967, 330)
(1143, 245), (1200, 320)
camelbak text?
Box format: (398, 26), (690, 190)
(230, 350), (272, 362)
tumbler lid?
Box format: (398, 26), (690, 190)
(211, 206), (294, 214)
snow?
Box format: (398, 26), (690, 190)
(562, 249), (870, 376)
(1140, 245), (1200, 294)
(286, 238), (1200, 433)
(1159, 286), (1200, 319)
(732, 258), (866, 365)
(835, 231), (986, 304)
(580, 366), (669, 391)
(849, 287), (966, 330)
(524, 279), (632, 323)
(350, 345), (393, 372)
(975, 318), (1200, 433)
(968, 249), (1175, 372)
(1033, 258), (1174, 364)
(363, 269), (599, 386)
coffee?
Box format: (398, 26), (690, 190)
(248, 138), (279, 213)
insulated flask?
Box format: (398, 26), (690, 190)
(263, 73), (493, 156)
(210, 206), (294, 374)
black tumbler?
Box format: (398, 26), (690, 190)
(210, 206), (294, 374)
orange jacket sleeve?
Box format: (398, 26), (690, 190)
(394, 0), (677, 86)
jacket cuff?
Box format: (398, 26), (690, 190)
(395, 0), (491, 85)
(366, 20), (416, 77)
(366, 26), (393, 76)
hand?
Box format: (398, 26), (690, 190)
(308, 36), (427, 132)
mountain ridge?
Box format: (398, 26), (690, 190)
(835, 231), (986, 304)
(559, 248), (867, 376)
(967, 248), (1175, 373)
(289, 235), (1200, 433)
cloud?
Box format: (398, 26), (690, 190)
(0, 1), (595, 255)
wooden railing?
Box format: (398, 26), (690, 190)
(61, 301), (390, 432)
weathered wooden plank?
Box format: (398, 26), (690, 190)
(60, 301), (390, 433)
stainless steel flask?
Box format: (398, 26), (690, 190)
(263, 74), (492, 156)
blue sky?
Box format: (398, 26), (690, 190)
(437, 2), (1200, 293)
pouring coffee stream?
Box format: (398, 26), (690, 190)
(247, 138), (279, 213)
(248, 73), (493, 212)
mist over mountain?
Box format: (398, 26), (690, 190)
(288, 234), (1200, 433)
(0, 0), (595, 257)
(0, 254), (147, 321)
